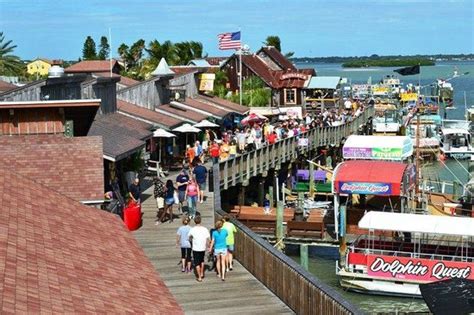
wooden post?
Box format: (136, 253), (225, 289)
(300, 244), (309, 271)
(268, 186), (274, 210)
(338, 204), (347, 268)
(275, 201), (285, 251)
(258, 179), (265, 206)
(309, 162), (315, 198)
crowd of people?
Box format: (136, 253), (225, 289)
(184, 103), (368, 164)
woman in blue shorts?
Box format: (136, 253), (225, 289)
(208, 220), (228, 281)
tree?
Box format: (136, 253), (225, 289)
(264, 35), (281, 52)
(98, 36), (110, 60)
(146, 39), (177, 66)
(129, 39), (145, 66)
(118, 43), (129, 70)
(0, 32), (24, 76)
(82, 36), (97, 60)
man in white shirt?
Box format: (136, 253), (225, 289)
(344, 98), (352, 110)
(188, 216), (210, 282)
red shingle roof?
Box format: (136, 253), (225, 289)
(65, 60), (119, 73)
(117, 99), (183, 129)
(0, 168), (183, 314)
(196, 95), (249, 115)
(157, 104), (207, 123)
(258, 46), (296, 71)
(0, 80), (17, 93)
(0, 135), (104, 202)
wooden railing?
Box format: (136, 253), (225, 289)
(217, 106), (374, 189)
(215, 208), (363, 315)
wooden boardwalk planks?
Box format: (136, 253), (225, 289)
(133, 180), (294, 314)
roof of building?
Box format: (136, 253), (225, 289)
(307, 76), (341, 90)
(93, 73), (140, 87)
(28, 58), (53, 64)
(195, 94), (249, 115)
(0, 135), (104, 202)
(188, 59), (211, 67)
(88, 112), (152, 161)
(178, 98), (229, 118)
(257, 46), (296, 71)
(0, 167), (183, 314)
(169, 66), (219, 75)
(151, 58), (175, 77)
(65, 60), (119, 73)
(205, 57), (227, 66)
(0, 79), (17, 93)
(156, 103), (208, 123)
(117, 99), (183, 129)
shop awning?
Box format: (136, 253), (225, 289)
(306, 76), (341, 89)
(333, 160), (412, 196)
(343, 135), (413, 161)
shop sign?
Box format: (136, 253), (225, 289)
(372, 147), (402, 159)
(367, 255), (474, 281)
(298, 138), (309, 147)
(339, 182), (392, 195)
(199, 73), (215, 91)
(280, 73), (307, 80)
(343, 147), (403, 160)
(372, 86), (389, 94)
(401, 93), (418, 102)
(343, 147), (372, 158)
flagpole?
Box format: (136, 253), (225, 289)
(109, 27), (112, 77)
(239, 28), (243, 106)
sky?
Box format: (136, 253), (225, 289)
(1, 0), (473, 60)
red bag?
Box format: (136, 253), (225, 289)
(124, 201), (142, 231)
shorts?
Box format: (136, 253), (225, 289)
(178, 190), (186, 202)
(181, 247), (192, 261)
(214, 248), (227, 256)
(156, 197), (164, 209)
(193, 250), (205, 266)
(165, 197), (174, 205)
(198, 182), (206, 191)
(227, 244), (235, 252)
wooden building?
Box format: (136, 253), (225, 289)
(221, 46), (315, 106)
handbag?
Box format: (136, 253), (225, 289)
(173, 190), (179, 205)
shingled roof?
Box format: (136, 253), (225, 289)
(65, 60), (119, 73)
(257, 46), (296, 71)
(117, 99), (183, 129)
(0, 135), (104, 202)
(0, 80), (17, 93)
(0, 168), (183, 314)
(196, 94), (249, 115)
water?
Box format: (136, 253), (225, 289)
(291, 61), (474, 313)
(290, 254), (430, 314)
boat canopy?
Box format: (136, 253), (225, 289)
(343, 135), (413, 161)
(333, 160), (415, 196)
(358, 211), (474, 237)
(441, 128), (470, 135)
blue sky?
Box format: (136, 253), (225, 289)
(1, 0), (472, 60)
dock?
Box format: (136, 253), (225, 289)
(133, 175), (294, 314)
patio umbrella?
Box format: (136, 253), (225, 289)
(193, 119), (219, 128)
(172, 123), (201, 145)
(241, 113), (268, 126)
(152, 128), (176, 163)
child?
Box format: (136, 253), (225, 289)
(263, 194), (271, 214)
(176, 216), (192, 273)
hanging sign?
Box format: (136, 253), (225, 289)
(280, 73), (308, 80)
(199, 73), (215, 91)
(338, 182), (392, 195)
(401, 93), (418, 102)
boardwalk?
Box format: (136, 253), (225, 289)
(134, 173), (294, 315)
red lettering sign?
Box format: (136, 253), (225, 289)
(367, 255), (474, 282)
(280, 73), (307, 81)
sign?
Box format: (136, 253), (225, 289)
(343, 147), (403, 160)
(352, 84), (370, 92)
(372, 86), (389, 95)
(199, 73), (215, 92)
(372, 147), (403, 159)
(280, 73), (308, 81)
(401, 93), (418, 102)
(367, 255), (474, 282)
(339, 182), (392, 195)
(343, 147), (372, 158)
(298, 138), (309, 147)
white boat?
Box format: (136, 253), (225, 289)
(440, 120), (474, 159)
(337, 211), (474, 297)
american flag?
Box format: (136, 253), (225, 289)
(217, 31), (241, 50)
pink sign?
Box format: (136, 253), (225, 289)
(367, 255), (474, 282)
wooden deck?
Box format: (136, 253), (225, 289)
(133, 176), (294, 314)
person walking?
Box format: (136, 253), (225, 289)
(209, 141), (220, 164)
(209, 220), (228, 281)
(188, 216), (210, 282)
(186, 144), (195, 165)
(176, 216), (192, 273)
(193, 160), (207, 204)
(185, 178), (200, 219)
(222, 215), (237, 271)
(157, 179), (175, 223)
(153, 177), (166, 225)
(176, 169), (189, 214)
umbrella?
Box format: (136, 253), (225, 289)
(152, 128), (176, 163)
(241, 113), (268, 126)
(193, 119), (219, 128)
(173, 123), (201, 146)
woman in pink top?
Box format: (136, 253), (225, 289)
(185, 178), (200, 219)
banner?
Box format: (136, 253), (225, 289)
(372, 86), (389, 95)
(401, 93), (418, 102)
(338, 182), (392, 195)
(343, 147), (403, 160)
(199, 73), (215, 91)
(298, 138), (309, 147)
(367, 255), (474, 282)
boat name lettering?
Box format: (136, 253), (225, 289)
(431, 263), (471, 280)
(370, 257), (428, 277)
(340, 183), (391, 194)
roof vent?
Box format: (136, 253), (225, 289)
(48, 65), (64, 78)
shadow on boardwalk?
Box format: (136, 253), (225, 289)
(133, 173), (294, 314)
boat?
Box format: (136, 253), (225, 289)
(373, 104), (402, 135)
(337, 211), (474, 297)
(440, 120), (474, 159)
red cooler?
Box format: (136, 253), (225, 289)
(124, 201), (142, 231)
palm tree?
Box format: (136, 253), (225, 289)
(146, 40), (177, 66)
(0, 32), (24, 76)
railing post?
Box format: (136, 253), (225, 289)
(300, 244), (309, 270)
(275, 200), (285, 251)
(224, 160), (229, 190)
(309, 162), (315, 198)
(269, 185), (274, 210)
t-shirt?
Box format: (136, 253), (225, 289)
(209, 144), (220, 157)
(193, 165), (207, 184)
(176, 173), (189, 191)
(267, 133), (277, 144)
(177, 225), (191, 248)
(165, 185), (174, 199)
(188, 226), (210, 251)
(212, 229), (229, 250)
(153, 180), (165, 198)
(222, 221), (237, 245)
(187, 182), (198, 196)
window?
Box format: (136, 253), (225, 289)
(284, 88), (297, 105)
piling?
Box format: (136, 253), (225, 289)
(300, 244), (309, 271)
(275, 201), (285, 251)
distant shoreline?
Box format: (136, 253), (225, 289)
(291, 54), (474, 65)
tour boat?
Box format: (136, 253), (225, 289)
(440, 120), (474, 159)
(337, 211), (474, 297)
(373, 105), (401, 135)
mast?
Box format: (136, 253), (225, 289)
(415, 113), (421, 210)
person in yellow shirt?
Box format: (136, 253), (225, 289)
(220, 140), (230, 161)
(222, 215), (237, 271)
(229, 140), (237, 159)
